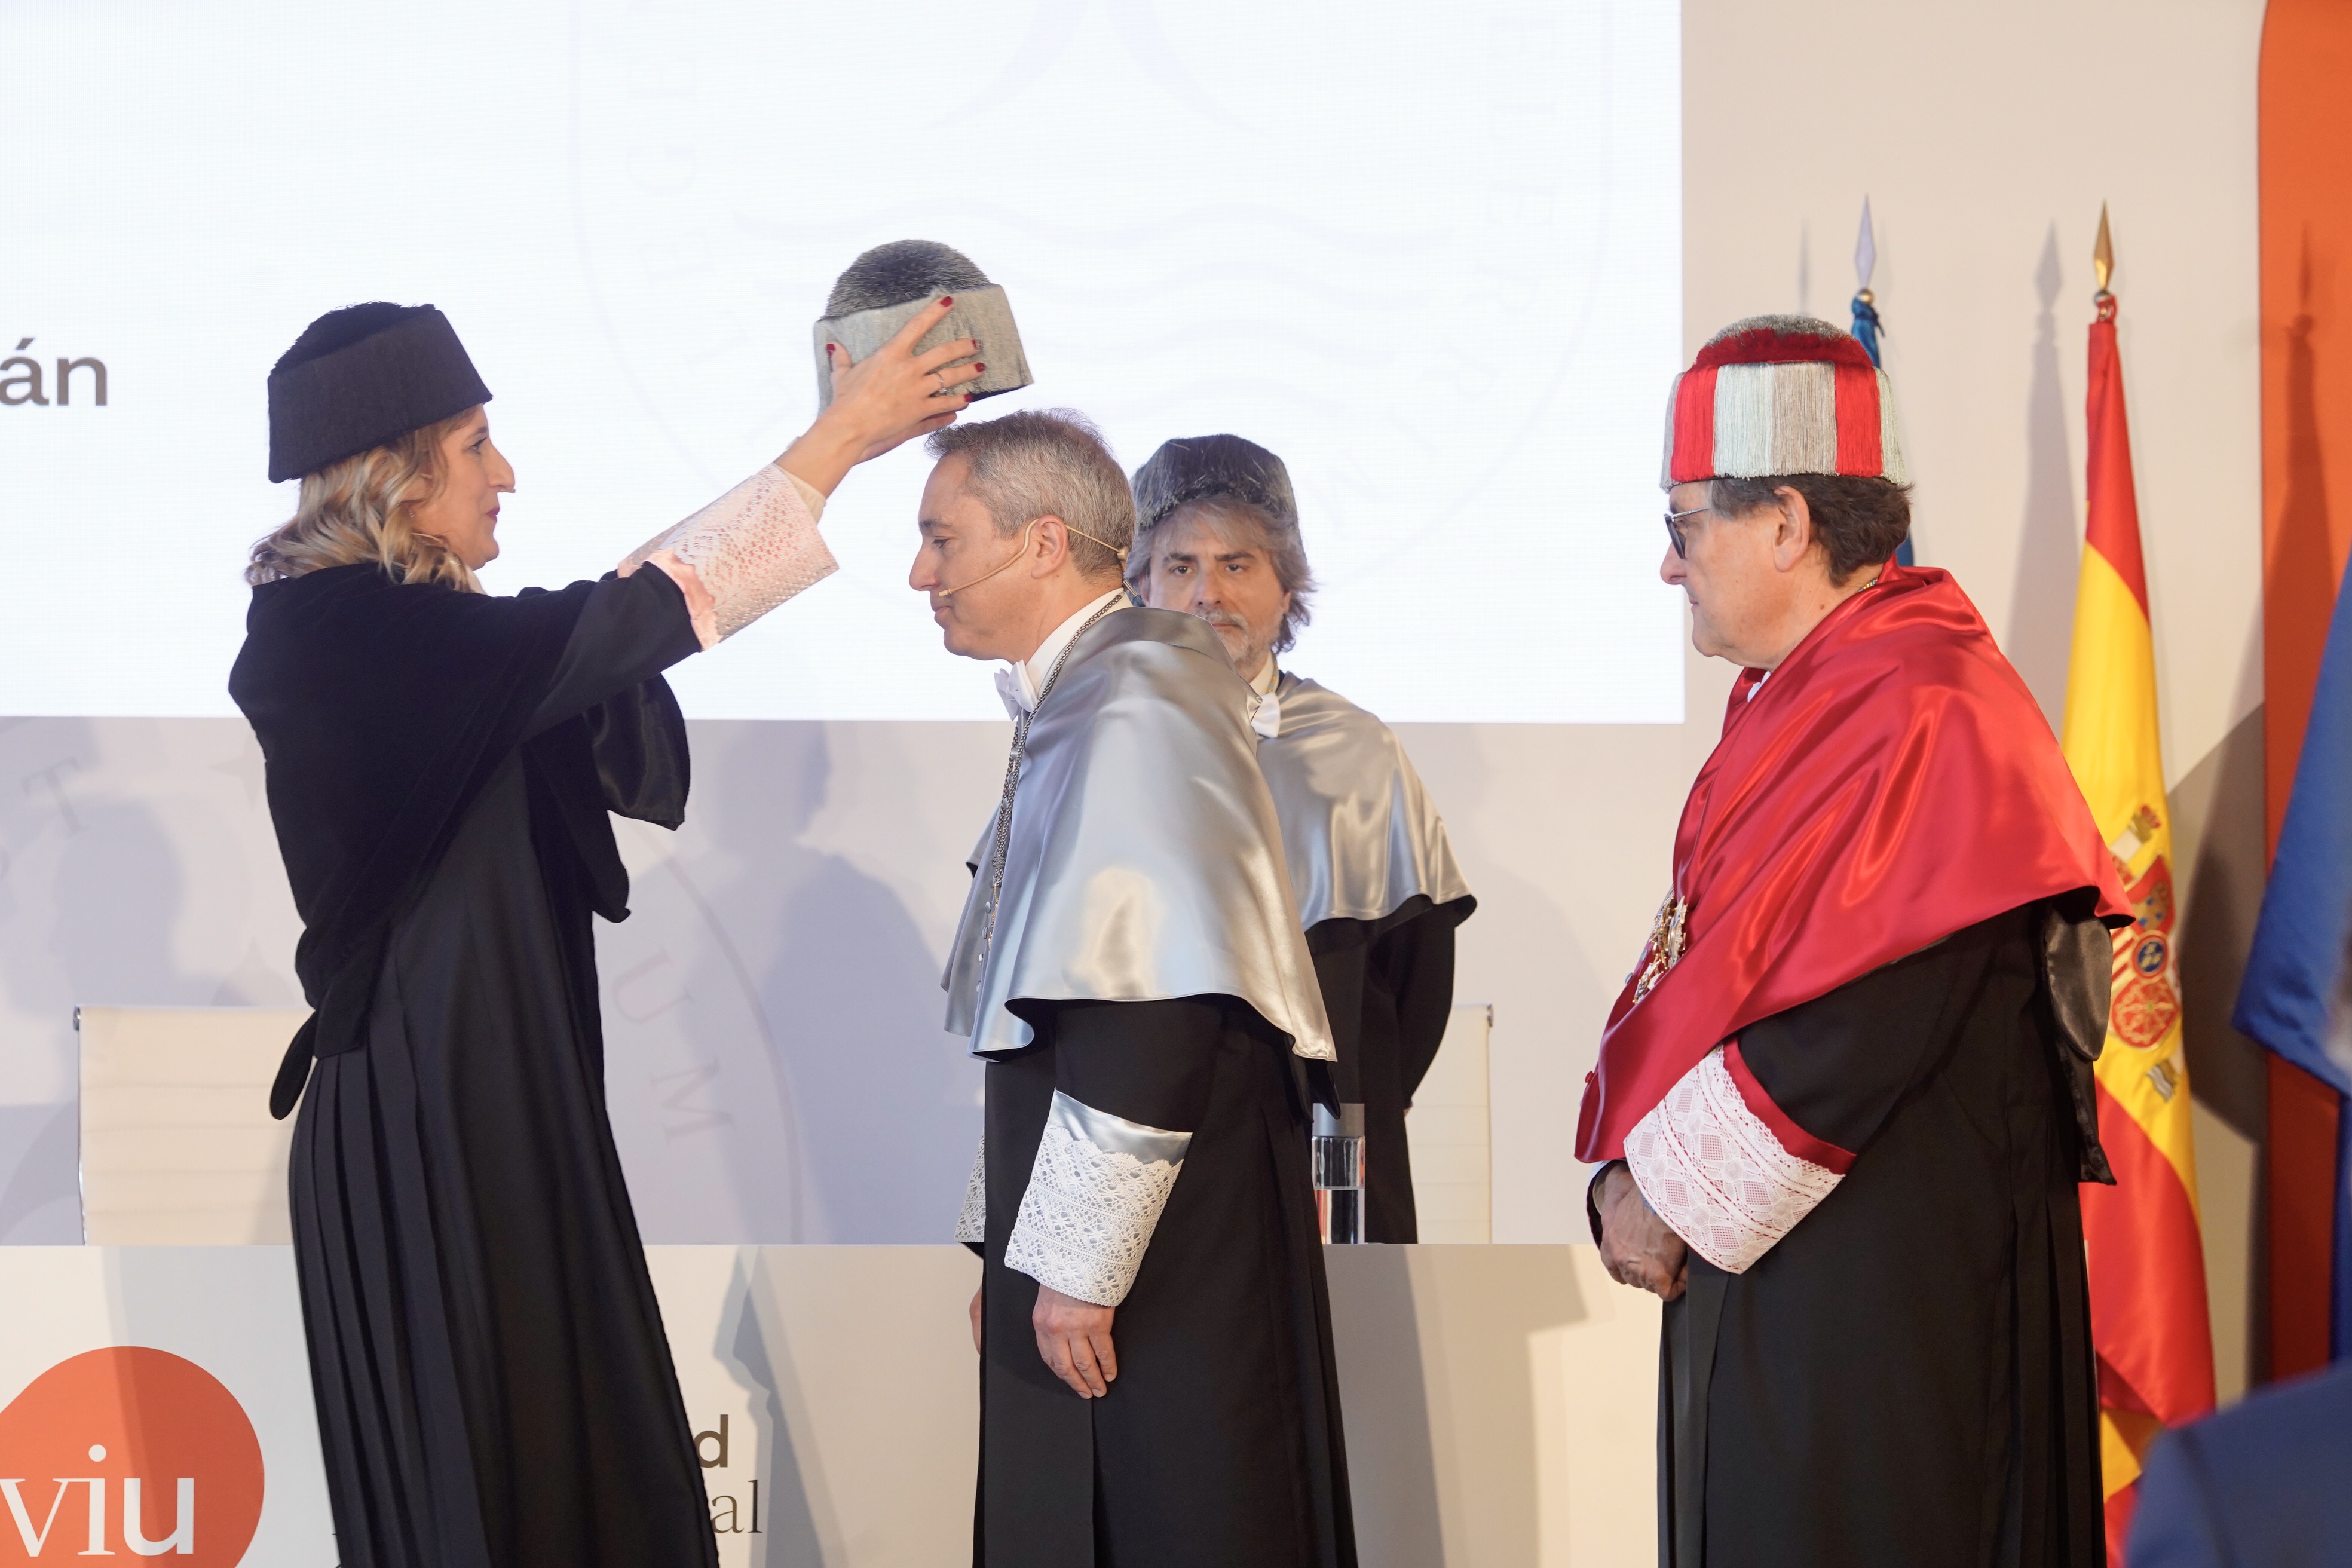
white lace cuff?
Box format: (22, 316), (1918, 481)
(1624, 1044), (1845, 1275)
(618, 464), (836, 649)
(956, 1137), (987, 1244)
(1003, 1092), (1190, 1307)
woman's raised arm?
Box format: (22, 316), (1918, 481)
(617, 297), (987, 648)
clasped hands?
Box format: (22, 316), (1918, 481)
(1595, 1162), (1689, 1301)
(969, 1282), (1119, 1399)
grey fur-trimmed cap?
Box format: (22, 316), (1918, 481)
(1128, 433), (1315, 651)
(812, 240), (1033, 409)
(1131, 433), (1300, 536)
(267, 303), (491, 482)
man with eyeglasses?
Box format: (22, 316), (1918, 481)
(1581, 314), (2132, 1568)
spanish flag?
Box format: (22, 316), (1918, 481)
(2060, 213), (2217, 1564)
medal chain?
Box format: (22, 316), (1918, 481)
(1631, 890), (1689, 1004)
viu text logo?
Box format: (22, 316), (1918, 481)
(1, 1450), (193, 1556)
(0, 1349), (261, 1566)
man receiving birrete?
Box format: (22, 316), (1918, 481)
(918, 411), (1355, 1568)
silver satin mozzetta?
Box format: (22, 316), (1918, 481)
(1257, 674), (1472, 930)
(942, 608), (1336, 1062)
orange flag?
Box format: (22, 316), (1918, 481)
(2060, 211), (2216, 1565)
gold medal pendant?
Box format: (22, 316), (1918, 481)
(1631, 892), (1688, 1004)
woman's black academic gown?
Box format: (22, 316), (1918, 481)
(232, 562), (713, 1568)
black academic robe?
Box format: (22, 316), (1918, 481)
(976, 997), (1355, 1568)
(1305, 893), (1473, 1242)
(234, 563), (713, 1568)
(1650, 905), (2104, 1568)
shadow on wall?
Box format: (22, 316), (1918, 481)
(2270, 231), (2341, 808)
(1327, 1245), (1606, 1566)
(2173, 703), (2273, 1395)
(1795, 219), (1812, 317)
(0, 718), (301, 1242)
(600, 721), (984, 1244)
(1391, 719), (1633, 1242)
(0, 1104), (75, 1241)
(745, 727), (981, 1243)
(2178, 707), (2273, 1143)
(719, 1251), (828, 1567)
(1328, 1249), (1443, 1564)
(0, 721), (186, 1239)
(2007, 223), (2082, 728)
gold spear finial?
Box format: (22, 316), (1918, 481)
(2093, 204), (2116, 321)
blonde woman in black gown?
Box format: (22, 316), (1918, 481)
(232, 298), (982, 1567)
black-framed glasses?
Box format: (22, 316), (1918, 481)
(1664, 503), (1711, 559)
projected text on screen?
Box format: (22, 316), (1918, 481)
(2, 0), (1682, 722)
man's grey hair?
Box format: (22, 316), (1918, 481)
(1125, 434), (1317, 654)
(925, 409), (1134, 581)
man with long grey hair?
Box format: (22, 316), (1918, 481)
(914, 411), (1356, 1567)
(1129, 434), (1475, 1243)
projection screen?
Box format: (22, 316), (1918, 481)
(2, 0), (1682, 723)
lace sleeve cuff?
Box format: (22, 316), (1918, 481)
(1624, 1042), (1852, 1274)
(956, 1138), (987, 1244)
(1002, 1091), (1190, 1307)
(617, 464), (837, 649)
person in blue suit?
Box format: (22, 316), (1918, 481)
(2127, 1361), (2352, 1567)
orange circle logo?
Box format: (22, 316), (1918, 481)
(0, 1348), (263, 1564)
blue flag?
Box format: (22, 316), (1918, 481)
(1850, 293), (1884, 368)
(2235, 552), (2352, 1356)
(2236, 556), (2352, 1096)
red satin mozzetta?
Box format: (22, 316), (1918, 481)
(1576, 565), (2130, 1162)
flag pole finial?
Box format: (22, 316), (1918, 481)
(1854, 196), (1878, 305)
(1848, 197), (1907, 562)
(1850, 198), (1885, 368)
(2093, 203), (2117, 322)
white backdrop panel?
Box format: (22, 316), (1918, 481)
(0, 716), (1695, 1248)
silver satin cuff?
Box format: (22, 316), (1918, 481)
(620, 464), (837, 647)
(1002, 1091), (1190, 1307)
(956, 1138), (987, 1244)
